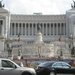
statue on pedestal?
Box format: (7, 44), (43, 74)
(37, 23), (41, 32)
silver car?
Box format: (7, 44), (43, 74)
(0, 58), (36, 75)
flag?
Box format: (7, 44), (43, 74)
(18, 37), (20, 42)
(58, 37), (61, 42)
(58, 35), (61, 42)
(18, 33), (20, 42)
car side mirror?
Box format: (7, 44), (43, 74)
(69, 66), (71, 68)
(67, 65), (71, 68)
(19, 62), (24, 67)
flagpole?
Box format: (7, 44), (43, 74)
(60, 34), (62, 58)
(58, 34), (62, 58)
(17, 33), (21, 59)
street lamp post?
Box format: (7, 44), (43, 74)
(7, 43), (12, 57)
(18, 45), (22, 59)
(38, 46), (41, 57)
(69, 34), (75, 57)
(7, 43), (13, 59)
(58, 46), (62, 59)
(4, 38), (13, 59)
(71, 34), (75, 56)
(60, 48), (62, 57)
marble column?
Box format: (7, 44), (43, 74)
(10, 23), (12, 35)
(56, 23), (58, 35)
(49, 23), (51, 36)
(42, 23), (44, 35)
(35, 23), (37, 35)
(21, 23), (23, 35)
(32, 23), (33, 36)
(64, 23), (66, 35)
(53, 23), (54, 35)
(46, 23), (47, 36)
(60, 23), (61, 34)
(14, 23), (16, 35)
(18, 23), (19, 33)
(25, 23), (26, 36)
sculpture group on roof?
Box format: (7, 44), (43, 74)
(71, 0), (75, 8)
(0, 0), (4, 8)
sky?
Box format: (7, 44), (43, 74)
(2, 0), (74, 15)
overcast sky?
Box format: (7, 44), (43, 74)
(2, 0), (73, 15)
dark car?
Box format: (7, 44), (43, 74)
(36, 61), (75, 75)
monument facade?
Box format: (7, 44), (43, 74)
(0, 1), (75, 59)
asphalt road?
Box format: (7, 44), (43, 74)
(57, 74), (74, 75)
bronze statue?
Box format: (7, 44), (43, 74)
(0, 0), (4, 8)
(37, 23), (41, 32)
(71, 0), (75, 8)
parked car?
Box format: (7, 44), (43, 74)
(0, 58), (36, 75)
(36, 61), (75, 75)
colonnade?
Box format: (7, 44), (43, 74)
(10, 22), (66, 36)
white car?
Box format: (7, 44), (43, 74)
(0, 58), (36, 75)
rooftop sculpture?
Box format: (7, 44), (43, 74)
(71, 0), (75, 8)
(0, 0), (4, 8)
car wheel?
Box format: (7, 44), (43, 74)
(22, 72), (31, 75)
(49, 71), (56, 75)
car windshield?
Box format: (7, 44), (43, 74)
(38, 61), (54, 67)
